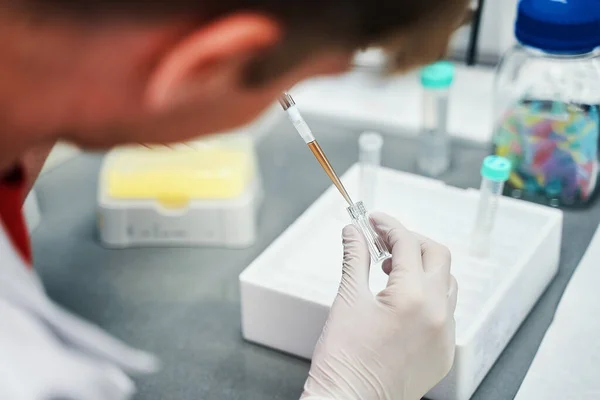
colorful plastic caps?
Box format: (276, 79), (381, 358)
(495, 100), (599, 204)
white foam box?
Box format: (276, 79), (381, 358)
(239, 164), (563, 400)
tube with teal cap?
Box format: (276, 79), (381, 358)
(418, 61), (455, 177)
(470, 155), (512, 258)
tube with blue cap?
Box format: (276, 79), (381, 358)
(470, 155), (512, 258)
(418, 61), (455, 177)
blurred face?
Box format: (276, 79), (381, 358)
(67, 22), (355, 149)
(0, 2), (467, 166)
(0, 11), (352, 155)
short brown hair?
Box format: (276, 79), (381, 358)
(21, 0), (470, 83)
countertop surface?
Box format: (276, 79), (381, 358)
(32, 116), (600, 400)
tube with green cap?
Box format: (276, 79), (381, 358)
(417, 61), (455, 177)
(470, 155), (512, 258)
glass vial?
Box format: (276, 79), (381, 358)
(347, 201), (391, 263)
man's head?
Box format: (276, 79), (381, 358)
(0, 0), (469, 160)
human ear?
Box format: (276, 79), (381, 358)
(145, 13), (281, 111)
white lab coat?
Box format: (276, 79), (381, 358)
(0, 222), (159, 400)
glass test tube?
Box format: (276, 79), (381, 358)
(359, 132), (384, 210)
(417, 61), (455, 177)
(279, 93), (389, 263)
(469, 156), (512, 258)
(347, 201), (391, 263)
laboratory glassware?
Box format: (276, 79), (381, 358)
(347, 201), (391, 263)
(470, 155), (511, 258)
(279, 93), (391, 262)
(492, 0), (600, 207)
(359, 132), (384, 210)
(418, 61), (455, 177)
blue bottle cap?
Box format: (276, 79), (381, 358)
(420, 61), (455, 89)
(515, 0), (600, 54)
(481, 156), (512, 182)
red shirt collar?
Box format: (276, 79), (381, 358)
(0, 165), (33, 266)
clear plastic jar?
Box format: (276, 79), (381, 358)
(492, 0), (600, 207)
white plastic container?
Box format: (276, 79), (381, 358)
(239, 163), (562, 400)
(98, 134), (262, 248)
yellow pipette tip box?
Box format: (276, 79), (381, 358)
(106, 141), (252, 202)
(97, 134), (262, 248)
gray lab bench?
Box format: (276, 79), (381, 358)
(32, 116), (600, 400)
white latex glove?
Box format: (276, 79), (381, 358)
(301, 212), (458, 400)
(0, 224), (158, 400)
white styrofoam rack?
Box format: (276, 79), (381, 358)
(240, 164), (563, 400)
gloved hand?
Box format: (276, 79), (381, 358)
(301, 212), (458, 400)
